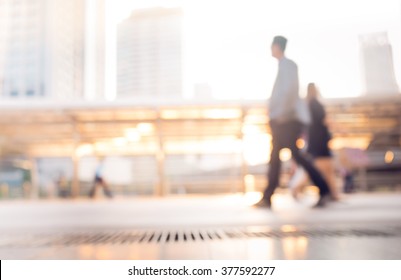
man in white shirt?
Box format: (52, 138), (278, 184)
(254, 36), (330, 209)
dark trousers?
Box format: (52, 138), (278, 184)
(263, 120), (330, 201)
(89, 177), (113, 198)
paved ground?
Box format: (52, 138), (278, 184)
(0, 192), (401, 259)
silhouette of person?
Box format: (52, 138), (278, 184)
(57, 172), (69, 198)
(290, 83), (339, 201)
(89, 159), (113, 199)
(254, 36), (330, 209)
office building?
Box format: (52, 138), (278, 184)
(0, 0), (106, 100)
(117, 8), (183, 98)
(359, 32), (399, 95)
(84, 0), (106, 100)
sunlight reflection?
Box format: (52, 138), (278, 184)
(282, 236), (309, 260)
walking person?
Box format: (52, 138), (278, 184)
(56, 172), (69, 198)
(290, 83), (339, 201)
(89, 158), (113, 199)
(254, 36), (331, 209)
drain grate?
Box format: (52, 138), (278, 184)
(1, 226), (401, 248)
(53, 230), (224, 246)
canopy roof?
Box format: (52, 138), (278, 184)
(0, 96), (400, 157)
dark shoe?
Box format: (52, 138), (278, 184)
(313, 194), (330, 208)
(330, 195), (340, 202)
(253, 198), (272, 209)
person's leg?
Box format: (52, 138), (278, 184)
(286, 122), (330, 206)
(263, 142), (281, 204)
(291, 149), (330, 195)
(99, 178), (113, 198)
(255, 121), (283, 207)
(102, 183), (113, 198)
(343, 170), (355, 193)
(89, 181), (97, 198)
(315, 158), (339, 200)
(289, 167), (308, 200)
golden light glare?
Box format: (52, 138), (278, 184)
(243, 191), (263, 206)
(124, 128), (141, 142)
(281, 225), (297, 233)
(282, 236), (309, 260)
(242, 124), (261, 135)
(94, 142), (108, 153)
(160, 109), (180, 119)
(202, 109), (242, 119)
(136, 123), (154, 135)
(384, 150), (395, 164)
(244, 174), (256, 192)
(279, 148), (292, 161)
(112, 137), (128, 146)
(243, 133), (272, 166)
(296, 138), (305, 149)
(75, 144), (94, 157)
(329, 137), (371, 150)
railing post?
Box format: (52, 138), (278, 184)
(155, 109), (166, 197)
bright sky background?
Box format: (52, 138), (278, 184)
(105, 0), (401, 99)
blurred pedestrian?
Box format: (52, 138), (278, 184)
(290, 83), (339, 201)
(57, 172), (69, 198)
(89, 159), (113, 199)
(254, 36), (331, 209)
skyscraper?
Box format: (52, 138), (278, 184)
(0, 0), (105, 100)
(0, 0), (48, 98)
(359, 32), (400, 95)
(117, 8), (183, 98)
(84, 0), (106, 100)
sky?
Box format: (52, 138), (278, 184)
(105, 0), (401, 99)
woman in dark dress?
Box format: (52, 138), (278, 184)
(307, 83), (331, 157)
(290, 83), (339, 200)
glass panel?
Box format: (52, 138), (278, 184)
(36, 157), (73, 198)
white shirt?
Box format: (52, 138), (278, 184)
(269, 57), (300, 122)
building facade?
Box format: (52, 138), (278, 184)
(0, 0), (105, 100)
(84, 0), (106, 100)
(117, 8), (183, 99)
(359, 32), (400, 95)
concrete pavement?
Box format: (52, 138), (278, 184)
(0, 192), (401, 259)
